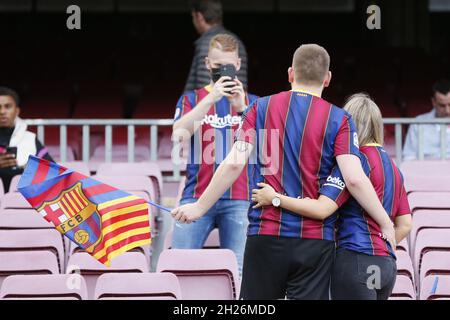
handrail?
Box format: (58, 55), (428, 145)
(23, 118), (450, 178)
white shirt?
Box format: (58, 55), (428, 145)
(403, 109), (450, 160)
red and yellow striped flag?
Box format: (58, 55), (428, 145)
(18, 156), (151, 266)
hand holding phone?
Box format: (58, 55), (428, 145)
(211, 64), (237, 91)
(0, 147), (18, 169)
(6, 147), (17, 159)
(219, 64), (237, 92)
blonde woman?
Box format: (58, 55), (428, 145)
(252, 93), (412, 300)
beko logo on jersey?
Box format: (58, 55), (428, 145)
(324, 176), (346, 190)
(201, 114), (242, 129)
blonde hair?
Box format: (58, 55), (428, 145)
(343, 93), (384, 146)
(292, 44), (330, 86)
(209, 34), (239, 53)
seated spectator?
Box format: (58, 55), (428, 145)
(0, 87), (53, 192)
(403, 79), (450, 160)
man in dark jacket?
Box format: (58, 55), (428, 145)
(185, 0), (248, 91)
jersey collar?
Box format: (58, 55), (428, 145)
(290, 89), (321, 98)
(363, 143), (383, 147)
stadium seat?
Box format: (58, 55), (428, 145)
(397, 238), (410, 254)
(93, 175), (156, 204)
(0, 229), (65, 273)
(91, 145), (150, 162)
(72, 82), (124, 119)
(396, 250), (415, 285)
(0, 274), (87, 300)
(408, 192), (450, 211)
(157, 133), (173, 159)
(67, 237), (151, 269)
(0, 180), (4, 198)
(419, 251), (450, 287)
(402, 161), (450, 178)
(405, 175), (450, 193)
(156, 249), (240, 300)
(0, 193), (32, 209)
(389, 275), (416, 300)
(0, 209), (53, 229)
(127, 191), (151, 201)
(420, 275), (450, 300)
(60, 161), (91, 176)
(0, 251), (59, 289)
(7, 175), (22, 193)
(94, 273), (182, 300)
(21, 81), (73, 119)
(152, 133), (188, 173)
(96, 162), (163, 202)
(155, 158), (187, 174)
(413, 229), (450, 284)
(46, 145), (76, 162)
(66, 252), (149, 299)
(410, 210), (450, 251)
(164, 228), (221, 250)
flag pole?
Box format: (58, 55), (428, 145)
(147, 200), (171, 213)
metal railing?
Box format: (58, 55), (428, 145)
(24, 119), (181, 182)
(384, 118), (450, 164)
(23, 118), (450, 181)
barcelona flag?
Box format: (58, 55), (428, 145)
(18, 156), (151, 266)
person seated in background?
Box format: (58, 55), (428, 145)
(403, 79), (450, 160)
(0, 87), (53, 192)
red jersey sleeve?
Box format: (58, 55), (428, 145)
(236, 101), (258, 145)
(174, 94), (193, 122)
(397, 185), (412, 216)
(335, 114), (361, 157)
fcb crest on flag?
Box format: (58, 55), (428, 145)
(18, 155), (152, 266)
(37, 182), (103, 253)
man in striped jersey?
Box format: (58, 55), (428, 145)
(172, 44), (395, 299)
(172, 34), (258, 274)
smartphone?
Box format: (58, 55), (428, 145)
(6, 147), (17, 159)
(6, 147), (18, 169)
(219, 64), (237, 91)
(219, 64), (237, 79)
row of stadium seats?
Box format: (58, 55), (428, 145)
(389, 160), (450, 299)
(26, 126), (174, 163)
(1, 160), (450, 299)
(0, 224), (448, 300)
(0, 162), (163, 200)
(7, 46), (446, 120)
(0, 249), (239, 300)
(1, 158), (445, 204)
(0, 273), (181, 300)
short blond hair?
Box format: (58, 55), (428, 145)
(209, 34), (239, 53)
(344, 93), (384, 146)
(292, 44), (330, 86)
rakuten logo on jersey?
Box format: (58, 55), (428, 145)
(324, 176), (346, 190)
(201, 114), (242, 129)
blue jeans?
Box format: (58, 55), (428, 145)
(171, 198), (250, 275)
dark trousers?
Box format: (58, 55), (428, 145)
(331, 248), (397, 300)
(240, 235), (335, 300)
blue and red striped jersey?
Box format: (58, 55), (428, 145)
(174, 85), (258, 201)
(237, 90), (360, 240)
(320, 144), (411, 257)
